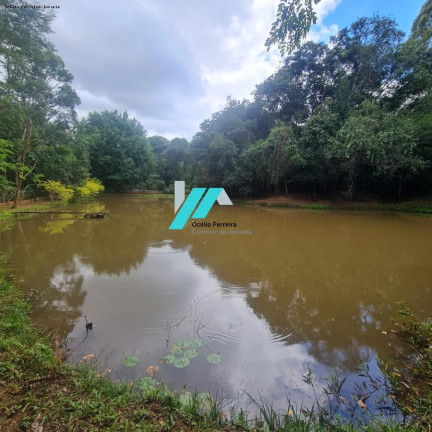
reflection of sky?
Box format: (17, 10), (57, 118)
(63, 244), (328, 414)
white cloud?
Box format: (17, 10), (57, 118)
(308, 0), (342, 42)
(49, 0), (342, 139)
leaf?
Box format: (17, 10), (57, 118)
(189, 338), (203, 348)
(82, 354), (95, 361)
(184, 349), (198, 359)
(146, 365), (160, 376)
(173, 356), (190, 368)
(177, 339), (191, 349)
(358, 399), (367, 409)
(122, 355), (140, 367)
(207, 353), (222, 364)
(136, 377), (156, 392)
(179, 392), (193, 407)
(164, 354), (176, 365)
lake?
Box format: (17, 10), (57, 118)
(1, 196), (431, 416)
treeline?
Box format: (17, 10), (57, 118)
(1, 1), (431, 207)
(185, 6), (432, 200)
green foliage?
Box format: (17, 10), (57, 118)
(143, 173), (165, 191)
(188, 10), (431, 201)
(74, 178), (105, 200)
(122, 355), (140, 367)
(334, 102), (425, 198)
(206, 353), (222, 364)
(41, 180), (74, 203)
(266, 0), (320, 56)
(165, 339), (203, 368)
(80, 111), (155, 192)
(0, 1), (80, 207)
(381, 304), (432, 430)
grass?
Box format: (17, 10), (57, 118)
(0, 203), (54, 215)
(380, 303), (432, 430)
(0, 271), (431, 431)
(241, 199), (432, 215)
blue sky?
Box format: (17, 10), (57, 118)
(49, 0), (427, 139)
(324, 0), (425, 37)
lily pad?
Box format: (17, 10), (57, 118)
(184, 349), (198, 359)
(177, 339), (191, 349)
(173, 356), (190, 368)
(164, 354), (176, 364)
(122, 355), (140, 367)
(189, 338), (203, 348)
(207, 353), (221, 364)
(170, 345), (183, 355)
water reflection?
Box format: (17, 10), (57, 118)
(1, 196), (431, 412)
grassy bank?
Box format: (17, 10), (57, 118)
(1, 274), (431, 431)
(240, 197), (432, 215)
(104, 193), (174, 199)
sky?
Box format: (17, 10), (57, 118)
(47, 0), (426, 140)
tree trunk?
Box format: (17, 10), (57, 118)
(12, 172), (21, 209)
(12, 117), (33, 209)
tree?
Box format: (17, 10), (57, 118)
(80, 111), (155, 191)
(163, 138), (190, 187)
(299, 105), (340, 197)
(334, 102), (425, 199)
(0, 1), (80, 207)
(255, 42), (334, 122)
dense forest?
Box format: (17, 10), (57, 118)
(1, 0), (431, 207)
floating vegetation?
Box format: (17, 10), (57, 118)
(122, 355), (140, 367)
(164, 338), (203, 368)
(184, 348), (198, 359)
(173, 356), (190, 368)
(164, 339), (222, 368)
(164, 354), (176, 365)
(207, 353), (222, 364)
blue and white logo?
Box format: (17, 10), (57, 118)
(169, 181), (233, 230)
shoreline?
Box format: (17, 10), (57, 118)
(238, 195), (432, 215)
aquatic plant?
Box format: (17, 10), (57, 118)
(122, 355), (140, 367)
(164, 338), (203, 368)
(207, 353), (222, 364)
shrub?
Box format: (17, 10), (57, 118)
(74, 178), (105, 200)
(42, 180), (74, 203)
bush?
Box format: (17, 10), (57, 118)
(144, 174), (165, 191)
(74, 178), (105, 200)
(41, 180), (74, 203)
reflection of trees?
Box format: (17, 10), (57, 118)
(183, 207), (432, 371)
(30, 260), (87, 335)
(1, 198), (176, 335)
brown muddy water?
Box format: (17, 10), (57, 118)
(1, 196), (432, 415)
